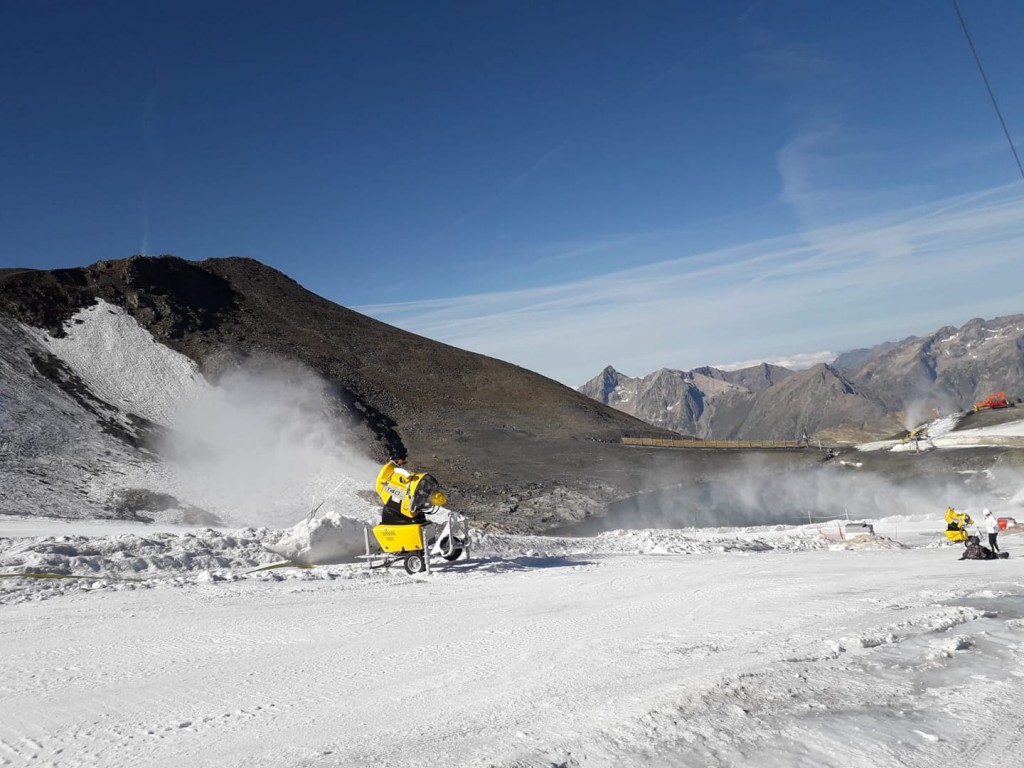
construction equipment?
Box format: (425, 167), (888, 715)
(944, 506), (974, 542)
(973, 391), (1010, 412)
(363, 461), (469, 574)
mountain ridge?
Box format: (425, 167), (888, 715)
(1, 255), (715, 532)
(580, 314), (1024, 441)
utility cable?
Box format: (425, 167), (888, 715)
(951, 0), (1024, 182)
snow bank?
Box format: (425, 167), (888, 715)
(473, 526), (830, 559)
(0, 508), (1010, 606)
(264, 510), (370, 564)
(0, 517), (857, 605)
(829, 534), (907, 551)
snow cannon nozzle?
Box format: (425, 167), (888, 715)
(376, 459), (448, 521)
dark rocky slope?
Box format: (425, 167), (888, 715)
(2, 256), (740, 531)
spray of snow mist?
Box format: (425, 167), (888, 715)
(161, 358), (379, 527)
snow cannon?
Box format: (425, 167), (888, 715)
(364, 460), (468, 575)
(944, 507), (974, 543)
(900, 424), (929, 444)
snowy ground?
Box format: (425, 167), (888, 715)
(2, 512), (1023, 768)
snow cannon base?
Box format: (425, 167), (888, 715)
(372, 524), (427, 554)
(945, 529), (969, 543)
(359, 510), (470, 576)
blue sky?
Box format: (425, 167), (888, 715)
(3, 1), (1024, 386)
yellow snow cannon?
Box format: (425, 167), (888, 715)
(900, 424), (929, 444)
(366, 460), (465, 574)
(944, 506), (974, 543)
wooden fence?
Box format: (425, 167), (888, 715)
(622, 436), (804, 450)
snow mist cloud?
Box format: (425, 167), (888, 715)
(587, 452), (1017, 535)
(161, 359), (379, 527)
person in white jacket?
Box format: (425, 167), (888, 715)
(982, 508), (1000, 553)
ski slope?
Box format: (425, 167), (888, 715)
(2, 516), (1023, 768)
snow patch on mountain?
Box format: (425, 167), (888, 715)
(2, 299), (383, 529)
(30, 299), (208, 426)
(859, 412), (1024, 452)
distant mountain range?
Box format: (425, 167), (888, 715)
(579, 315), (1024, 442)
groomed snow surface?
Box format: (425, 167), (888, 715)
(2, 513), (1023, 768)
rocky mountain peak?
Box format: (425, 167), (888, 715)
(580, 314), (1024, 441)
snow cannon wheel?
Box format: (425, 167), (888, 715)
(439, 536), (464, 561)
(403, 553), (426, 575)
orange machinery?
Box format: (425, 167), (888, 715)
(973, 391), (1009, 412)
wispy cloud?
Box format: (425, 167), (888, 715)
(357, 185), (1024, 386)
(358, 19), (1024, 388)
